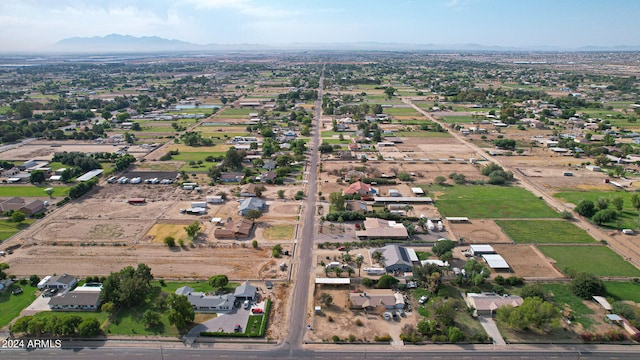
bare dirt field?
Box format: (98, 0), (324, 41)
(0, 140), (149, 161)
(449, 220), (513, 244)
(307, 286), (415, 342)
(491, 244), (563, 278)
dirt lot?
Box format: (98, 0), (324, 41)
(449, 219), (514, 244)
(0, 140), (149, 161)
(4, 179), (296, 279)
(307, 286), (415, 342)
(491, 244), (563, 278)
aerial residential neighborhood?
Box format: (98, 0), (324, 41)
(1, 1), (640, 360)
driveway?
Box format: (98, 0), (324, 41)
(478, 316), (506, 345)
(187, 301), (267, 338)
(22, 292), (52, 315)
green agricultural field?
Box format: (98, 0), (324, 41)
(540, 283), (595, 329)
(322, 139), (351, 145)
(428, 185), (559, 219)
(0, 106), (11, 114)
(0, 219), (35, 242)
(538, 245), (640, 277)
(0, 284), (38, 327)
(439, 115), (477, 123)
(321, 131), (348, 138)
(0, 185), (70, 197)
(605, 281), (640, 303)
(393, 131), (452, 138)
(215, 108), (256, 118)
(495, 220), (595, 244)
(383, 108), (422, 116)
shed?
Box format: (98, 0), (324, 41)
(411, 187), (425, 195)
(470, 245), (495, 256)
(315, 278), (351, 285)
(406, 248), (419, 263)
(482, 254), (510, 269)
(77, 169), (104, 182)
(593, 296), (613, 311)
(233, 281), (257, 301)
(445, 217), (469, 223)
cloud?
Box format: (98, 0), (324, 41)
(183, 0), (301, 18)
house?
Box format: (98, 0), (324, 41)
(175, 286), (235, 313)
(262, 160), (277, 170)
(49, 285), (102, 311)
(238, 197), (266, 216)
(214, 218), (254, 239)
(19, 199), (45, 215)
(349, 289), (404, 310)
(233, 281), (257, 301)
(206, 195), (225, 204)
(219, 172), (245, 183)
(0, 197), (46, 215)
(465, 292), (524, 317)
(241, 183), (258, 197)
(357, 218), (409, 240)
(258, 171), (277, 183)
(38, 274), (77, 290)
(343, 181), (372, 196)
(369, 244), (414, 273)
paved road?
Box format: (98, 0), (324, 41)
(284, 69), (324, 351)
(405, 99), (640, 270)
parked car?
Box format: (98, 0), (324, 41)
(338, 246), (346, 251)
(243, 300), (250, 309)
(383, 312), (392, 320)
(251, 308), (264, 314)
(12, 287), (23, 295)
(419, 295), (428, 305)
(234, 324), (242, 333)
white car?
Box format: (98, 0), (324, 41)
(419, 296), (428, 305)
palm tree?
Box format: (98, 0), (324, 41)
(355, 256), (364, 277)
(372, 251), (383, 264)
(319, 219), (325, 233)
(404, 205), (414, 216)
(346, 267), (355, 278)
(335, 267), (344, 278)
(324, 265), (330, 277)
(329, 223), (335, 233)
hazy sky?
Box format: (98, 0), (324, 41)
(1, 0), (639, 51)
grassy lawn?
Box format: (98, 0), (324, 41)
(216, 108), (256, 118)
(495, 220), (595, 244)
(427, 185), (559, 219)
(538, 245), (640, 277)
(0, 219), (35, 242)
(33, 310), (109, 324)
(0, 106), (11, 114)
(604, 281), (640, 303)
(439, 115), (477, 123)
(0, 284), (38, 327)
(540, 283), (594, 330)
(263, 225), (295, 240)
(415, 251), (432, 260)
(0, 185), (70, 197)
(321, 131), (350, 138)
(245, 315), (263, 336)
(383, 108), (422, 117)
(322, 138), (351, 144)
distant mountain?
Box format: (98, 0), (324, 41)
(53, 34), (269, 53)
(51, 34), (640, 53)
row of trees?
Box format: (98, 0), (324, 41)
(11, 315), (101, 337)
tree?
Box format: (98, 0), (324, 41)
(163, 236), (176, 248)
(496, 297), (559, 332)
(272, 244), (283, 258)
(277, 189), (285, 199)
(372, 251), (383, 264)
(11, 211), (25, 223)
(45, 187), (53, 198)
(463, 258), (490, 286)
(166, 294), (195, 330)
(101, 302), (116, 319)
(355, 256), (364, 277)
(320, 292), (333, 305)
(570, 272), (605, 299)
(595, 196), (610, 211)
(30, 170), (45, 184)
(434, 176), (447, 185)
(142, 309), (162, 328)
(632, 193), (640, 212)
(184, 221), (202, 240)
(329, 192), (345, 211)
(448, 326), (466, 343)
(432, 240), (456, 257)
(594, 155), (610, 167)
(246, 209), (262, 219)
(575, 200), (596, 218)
(520, 284), (546, 299)
(208, 275), (229, 290)
(384, 86), (396, 99)
(377, 274), (399, 289)
(252, 240), (258, 249)
(77, 318), (101, 337)
(611, 196), (624, 211)
(29, 274), (40, 287)
(592, 208), (617, 225)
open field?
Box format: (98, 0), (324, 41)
(146, 223), (189, 244)
(428, 185), (560, 219)
(604, 281), (640, 303)
(0, 140), (147, 161)
(0, 185), (70, 197)
(262, 225), (294, 240)
(0, 284), (38, 327)
(491, 244), (562, 278)
(495, 220), (596, 244)
(449, 219), (513, 244)
(438, 115), (476, 123)
(540, 283), (595, 330)
(538, 245), (640, 277)
(554, 190), (640, 228)
(0, 219), (35, 242)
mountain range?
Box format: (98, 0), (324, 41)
(51, 34), (640, 53)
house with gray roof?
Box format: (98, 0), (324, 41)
(175, 286), (235, 313)
(233, 281), (257, 301)
(370, 244), (414, 273)
(49, 288), (102, 311)
(238, 197), (266, 216)
(39, 274), (77, 290)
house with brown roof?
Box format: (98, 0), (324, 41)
(0, 197), (46, 215)
(214, 218), (254, 239)
(343, 181), (371, 196)
(356, 218), (409, 240)
(349, 289), (405, 310)
(219, 172), (244, 183)
(465, 292), (524, 317)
